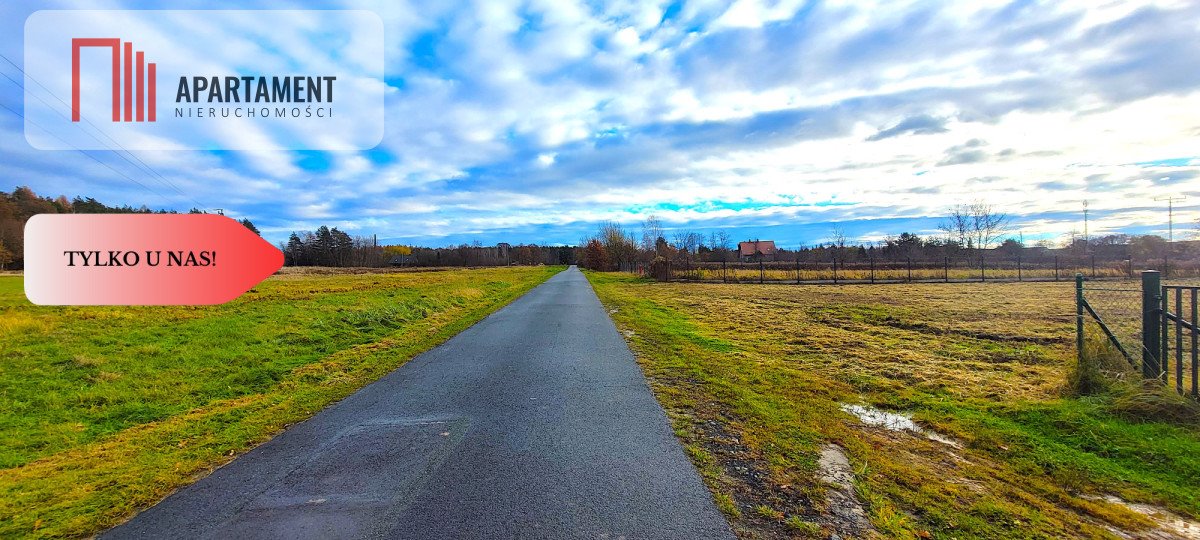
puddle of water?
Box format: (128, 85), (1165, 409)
(840, 403), (961, 448)
(1085, 494), (1200, 539)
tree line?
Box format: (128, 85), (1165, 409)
(577, 202), (1199, 273)
(280, 230), (574, 268)
(0, 186), (571, 271)
(0, 186), (258, 270)
(4, 186), (1193, 273)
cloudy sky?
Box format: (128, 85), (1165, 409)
(1, 0), (1198, 247)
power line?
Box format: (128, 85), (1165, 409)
(0, 53), (204, 208)
(0, 52), (208, 211)
(0, 99), (173, 202)
(0, 53), (196, 202)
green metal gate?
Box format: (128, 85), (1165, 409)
(1076, 271), (1199, 398)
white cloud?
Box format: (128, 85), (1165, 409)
(1, 0), (1198, 245)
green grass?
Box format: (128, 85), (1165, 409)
(0, 266), (561, 538)
(586, 271), (1200, 539)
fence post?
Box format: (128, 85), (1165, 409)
(1142, 270), (1162, 379)
(1017, 253), (1022, 282)
(796, 256), (800, 284)
(1192, 288), (1198, 398)
(833, 256), (839, 284)
(1128, 258), (1133, 279)
(1161, 283), (1169, 383)
(1176, 288), (1183, 394)
(1091, 255), (1096, 278)
(907, 257), (912, 282)
(870, 253), (875, 284)
(1076, 273), (1084, 367)
(1054, 256), (1059, 281)
(980, 253), (985, 282)
(722, 259), (727, 283)
(944, 256), (949, 283)
(759, 259), (764, 284)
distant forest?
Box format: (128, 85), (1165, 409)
(280, 228), (574, 268)
(0, 186), (572, 270)
(0, 186), (257, 270)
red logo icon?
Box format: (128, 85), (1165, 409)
(71, 38), (156, 122)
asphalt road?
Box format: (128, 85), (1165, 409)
(103, 266), (734, 540)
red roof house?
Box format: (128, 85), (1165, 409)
(738, 240), (777, 261)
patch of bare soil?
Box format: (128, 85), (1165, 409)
(664, 389), (876, 539)
(688, 416), (815, 539)
(817, 444), (875, 539)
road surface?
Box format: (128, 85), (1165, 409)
(104, 266), (734, 540)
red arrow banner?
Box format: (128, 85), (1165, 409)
(24, 214), (283, 305)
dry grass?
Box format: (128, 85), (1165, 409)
(274, 265), (507, 275)
(588, 273), (1200, 539)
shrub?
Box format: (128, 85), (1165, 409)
(1108, 380), (1200, 424)
(1067, 334), (1133, 396)
(1069, 334), (1200, 424)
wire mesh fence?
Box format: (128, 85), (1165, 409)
(646, 254), (1161, 284)
(1078, 272), (1199, 398)
(1079, 281), (1143, 365)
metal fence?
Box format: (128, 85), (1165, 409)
(1077, 271), (1199, 398)
(643, 254), (1174, 284)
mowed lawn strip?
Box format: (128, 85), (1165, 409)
(586, 272), (1200, 539)
(0, 266), (561, 538)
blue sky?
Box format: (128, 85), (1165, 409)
(1, 0), (1199, 248)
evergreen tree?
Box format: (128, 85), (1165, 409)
(239, 218), (261, 236)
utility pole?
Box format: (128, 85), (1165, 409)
(1154, 195), (1185, 279)
(1082, 200), (1088, 252)
(1155, 195), (1185, 243)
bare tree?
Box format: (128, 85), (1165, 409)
(714, 230), (731, 251)
(599, 221), (638, 271)
(641, 215), (664, 254)
(828, 228), (848, 262)
(672, 230), (701, 261)
(968, 201), (1010, 251)
(940, 201), (1009, 250)
(939, 206), (972, 248)
(710, 230), (732, 261)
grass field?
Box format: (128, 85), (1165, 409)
(0, 266), (561, 538)
(587, 272), (1200, 539)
